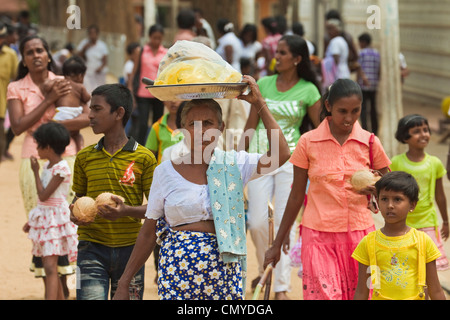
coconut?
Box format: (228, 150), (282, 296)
(350, 170), (381, 191)
(95, 192), (125, 208)
(73, 196), (97, 223)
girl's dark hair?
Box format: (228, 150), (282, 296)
(319, 78), (363, 121)
(33, 122), (70, 155)
(17, 35), (55, 80)
(149, 23), (164, 36)
(62, 55), (87, 77)
(91, 84), (133, 127)
(375, 171), (419, 203)
(395, 114), (430, 143)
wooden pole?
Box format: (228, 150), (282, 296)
(377, 0), (402, 158)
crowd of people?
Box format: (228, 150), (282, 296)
(0, 6), (447, 302)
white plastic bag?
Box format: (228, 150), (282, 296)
(155, 40), (242, 85)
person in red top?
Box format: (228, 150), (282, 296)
(264, 79), (391, 300)
(128, 24), (167, 145)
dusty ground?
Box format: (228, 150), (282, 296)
(2, 97), (450, 300)
(0, 126), (302, 300)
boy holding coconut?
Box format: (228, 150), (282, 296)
(70, 84), (156, 300)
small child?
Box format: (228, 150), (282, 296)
(145, 100), (185, 165)
(391, 114), (449, 270)
(23, 122), (78, 300)
(42, 55), (91, 152)
(353, 171), (446, 300)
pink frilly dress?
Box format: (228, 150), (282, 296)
(27, 160), (78, 260)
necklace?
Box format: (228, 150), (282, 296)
(380, 228), (409, 266)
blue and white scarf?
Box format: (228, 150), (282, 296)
(207, 149), (247, 289)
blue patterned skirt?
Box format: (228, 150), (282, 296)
(156, 219), (244, 300)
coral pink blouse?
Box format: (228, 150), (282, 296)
(7, 72), (78, 159)
(136, 44), (167, 98)
(290, 118), (391, 232)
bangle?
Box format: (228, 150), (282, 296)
(443, 221), (449, 225)
(258, 103), (268, 114)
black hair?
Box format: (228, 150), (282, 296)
(261, 17), (278, 34)
(279, 35), (321, 93)
(292, 22), (305, 37)
(217, 18), (234, 34)
(91, 84), (133, 127)
(275, 15), (287, 34)
(319, 79), (363, 121)
(325, 9), (342, 21)
(6, 23), (17, 35)
(62, 55), (86, 77)
(17, 35), (55, 80)
(126, 42), (140, 55)
(239, 23), (258, 43)
(87, 24), (100, 33)
(375, 171), (419, 203)
(33, 122), (70, 155)
(358, 33), (372, 45)
(240, 57), (252, 69)
(395, 114), (430, 143)
(177, 9), (196, 29)
(148, 23), (164, 36)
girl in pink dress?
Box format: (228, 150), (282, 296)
(23, 122), (78, 300)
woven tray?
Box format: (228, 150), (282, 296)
(146, 83), (249, 101)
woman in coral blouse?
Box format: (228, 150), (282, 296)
(264, 79), (391, 300)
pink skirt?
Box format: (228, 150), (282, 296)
(301, 225), (375, 300)
(419, 227), (449, 271)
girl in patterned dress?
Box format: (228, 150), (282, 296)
(23, 122), (78, 300)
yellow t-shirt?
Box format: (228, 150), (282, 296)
(352, 229), (441, 300)
(0, 45), (18, 118)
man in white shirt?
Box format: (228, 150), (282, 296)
(325, 19), (350, 80)
(76, 25), (109, 94)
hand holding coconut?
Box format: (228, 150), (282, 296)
(350, 169), (382, 214)
(350, 169), (382, 194)
(95, 192), (126, 221)
(71, 196), (97, 225)
(70, 192), (126, 225)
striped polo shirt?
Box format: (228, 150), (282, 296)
(73, 137), (156, 247)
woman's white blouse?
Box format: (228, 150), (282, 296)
(145, 151), (261, 227)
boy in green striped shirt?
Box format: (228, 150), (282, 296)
(70, 84), (156, 300)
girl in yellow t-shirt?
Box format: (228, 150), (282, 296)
(352, 171), (446, 300)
